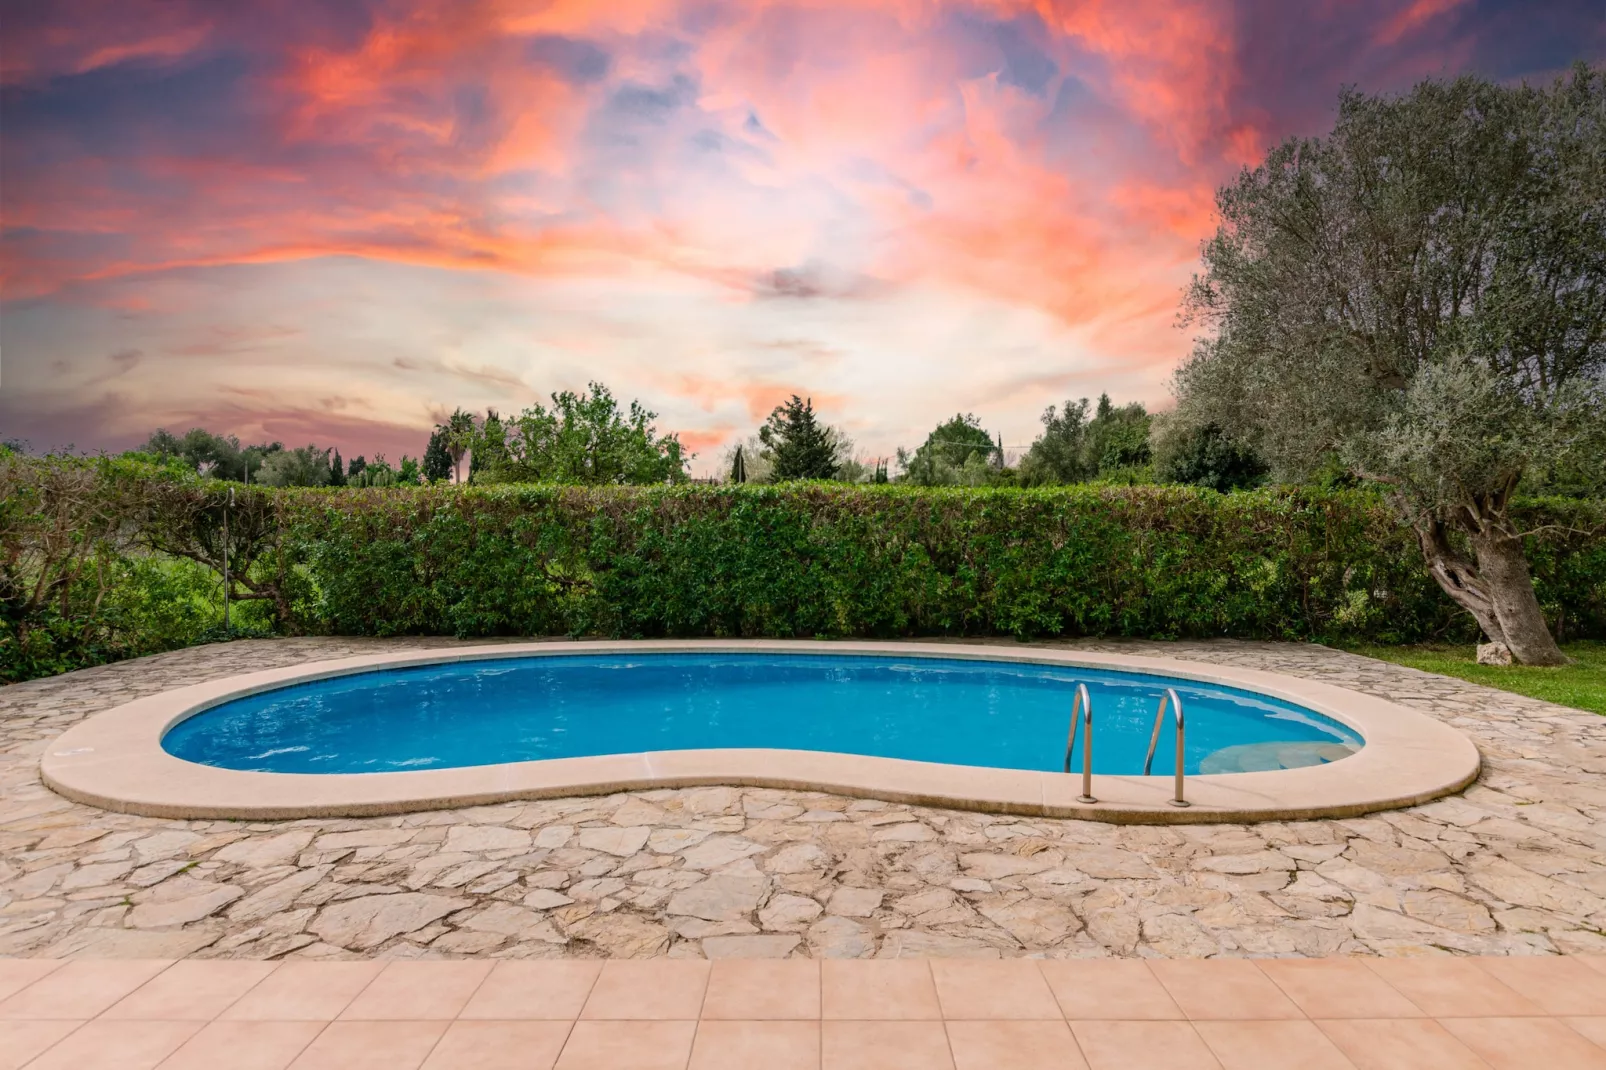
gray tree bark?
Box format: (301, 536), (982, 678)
(1411, 514), (1569, 667)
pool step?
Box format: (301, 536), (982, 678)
(1198, 741), (1359, 774)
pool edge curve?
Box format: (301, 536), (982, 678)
(39, 640), (1482, 825)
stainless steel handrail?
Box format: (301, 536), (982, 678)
(1142, 687), (1190, 807)
(1063, 683), (1096, 803)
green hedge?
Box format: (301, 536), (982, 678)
(281, 484), (1606, 645)
(7, 466), (1602, 683)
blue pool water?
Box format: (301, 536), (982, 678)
(162, 653), (1362, 776)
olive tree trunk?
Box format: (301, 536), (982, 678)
(1412, 514), (1568, 666)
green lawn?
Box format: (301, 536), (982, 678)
(1341, 640), (1606, 715)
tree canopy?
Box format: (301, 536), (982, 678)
(759, 395), (839, 481)
(1174, 65), (1606, 663)
(473, 383), (689, 485)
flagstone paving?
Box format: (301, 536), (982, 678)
(2, 637), (1605, 962)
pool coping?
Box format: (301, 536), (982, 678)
(38, 640), (1482, 824)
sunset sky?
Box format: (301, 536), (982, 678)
(3, 0), (1602, 473)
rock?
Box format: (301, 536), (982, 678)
(126, 861), (191, 889)
(310, 893), (469, 950)
(459, 903), (550, 936)
(429, 930), (508, 954)
(977, 898), (1080, 947)
(958, 853), (1054, 880)
(533, 826), (573, 849)
(445, 826), (532, 853)
(679, 837), (768, 870)
(1140, 913), (1218, 957)
(765, 844), (830, 874)
(43, 926), (222, 959)
(872, 823), (936, 843)
(578, 827), (650, 857)
(827, 887), (884, 917)
(1060, 847), (1157, 880)
(314, 829), (415, 851)
(703, 934), (800, 958)
(806, 916), (875, 958)
(1477, 642), (1514, 666)
(522, 889), (574, 910)
(566, 913), (668, 956)
(128, 881), (244, 929)
(132, 831), (201, 864)
(759, 894), (823, 931)
(227, 866), (333, 923)
(665, 876), (767, 922)
(1402, 890), (1496, 933)
(648, 828), (710, 853)
(212, 831), (316, 868)
(610, 799), (669, 826)
(1085, 909), (1140, 955)
(877, 931), (1002, 959)
(1197, 852), (1295, 875)
(60, 861), (134, 891)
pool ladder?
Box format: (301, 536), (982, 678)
(1063, 686), (1190, 807)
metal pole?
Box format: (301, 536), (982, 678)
(1170, 689), (1188, 808)
(1062, 684), (1096, 804)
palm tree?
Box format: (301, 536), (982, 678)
(444, 409), (478, 484)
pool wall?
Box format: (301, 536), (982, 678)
(39, 640), (1482, 824)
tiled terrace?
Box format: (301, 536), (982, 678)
(3, 955), (1606, 1068)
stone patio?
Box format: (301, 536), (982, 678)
(2, 638), (1604, 961)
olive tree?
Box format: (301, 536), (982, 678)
(1176, 66), (1606, 664)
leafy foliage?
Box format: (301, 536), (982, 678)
(1154, 422), (1269, 492)
(759, 396), (839, 481)
(1175, 65), (1606, 663)
(473, 384), (689, 485)
(899, 414), (1001, 486)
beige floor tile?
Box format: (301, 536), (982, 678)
(1568, 1018), (1606, 1048)
(930, 960), (1062, 1020)
(156, 1021), (324, 1070)
(1364, 959), (1543, 1018)
(822, 961), (941, 1020)
(103, 960), (278, 1021)
(219, 961), (385, 1021)
(580, 961), (711, 1020)
(1194, 1020), (1357, 1070)
(1070, 1020), (1223, 1070)
(1582, 959), (1606, 979)
(821, 1020), (956, 1070)
(1039, 961), (1184, 1021)
(1439, 1016), (1606, 1070)
(1316, 1018), (1491, 1070)
(0, 1019), (81, 1070)
(1258, 958), (1424, 1019)
(286, 1020), (448, 1070)
(420, 1020), (572, 1070)
(459, 961), (601, 1020)
(24, 1019), (201, 1070)
(1475, 957), (1606, 1017)
(338, 960), (493, 1020)
(0, 960), (64, 1003)
(689, 1020), (820, 1070)
(702, 960), (820, 1020)
(1149, 960), (1303, 1021)
(946, 1019), (1088, 1070)
(555, 1020), (697, 1070)
(0, 960), (172, 1020)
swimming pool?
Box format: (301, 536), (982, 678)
(161, 653), (1362, 777)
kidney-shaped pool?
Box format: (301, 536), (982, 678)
(162, 653), (1363, 777)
